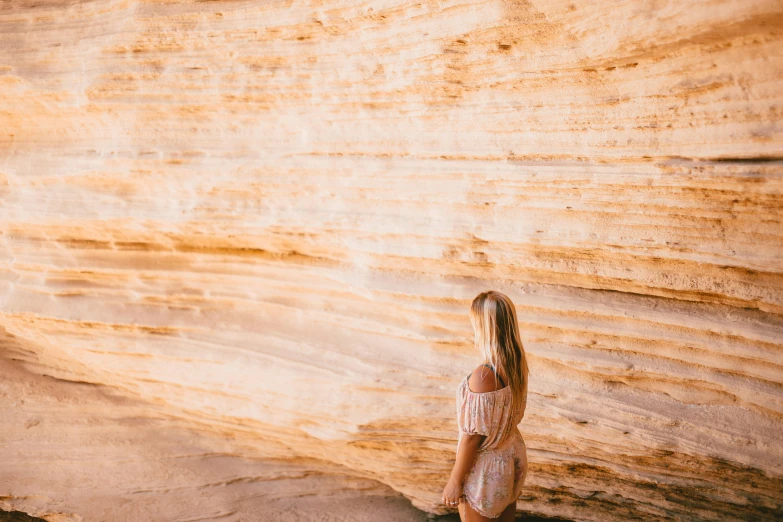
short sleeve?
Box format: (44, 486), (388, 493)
(457, 390), (497, 436)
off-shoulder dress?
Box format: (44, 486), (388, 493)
(455, 364), (528, 518)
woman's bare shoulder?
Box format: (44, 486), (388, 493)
(468, 365), (504, 393)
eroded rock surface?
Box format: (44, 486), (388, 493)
(0, 331), (457, 522)
(1, 1), (782, 520)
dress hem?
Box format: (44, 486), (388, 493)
(462, 493), (517, 519)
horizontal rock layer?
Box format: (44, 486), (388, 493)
(1, 0), (782, 520)
(0, 333), (453, 522)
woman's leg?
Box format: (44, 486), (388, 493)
(458, 497), (517, 522)
(458, 497), (467, 522)
(498, 500), (517, 521)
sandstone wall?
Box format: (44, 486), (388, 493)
(1, 1), (782, 520)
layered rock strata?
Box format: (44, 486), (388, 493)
(1, 0), (782, 520)
(0, 330), (458, 522)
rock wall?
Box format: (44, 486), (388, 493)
(1, 0), (782, 520)
(0, 329), (445, 522)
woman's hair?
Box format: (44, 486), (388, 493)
(469, 290), (530, 415)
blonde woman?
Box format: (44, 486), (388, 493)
(442, 290), (530, 521)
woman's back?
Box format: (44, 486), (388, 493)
(457, 364), (526, 453)
(455, 363), (528, 518)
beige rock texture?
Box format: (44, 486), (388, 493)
(0, 331), (460, 522)
(1, 0), (782, 521)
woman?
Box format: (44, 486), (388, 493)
(442, 290), (530, 521)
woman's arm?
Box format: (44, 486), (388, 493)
(450, 433), (484, 483)
(443, 366), (498, 506)
(442, 433), (485, 505)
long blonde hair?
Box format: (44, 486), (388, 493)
(469, 290), (529, 414)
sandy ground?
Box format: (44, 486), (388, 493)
(0, 334), (462, 522)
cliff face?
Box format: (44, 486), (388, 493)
(0, 330), (446, 522)
(1, 1), (782, 520)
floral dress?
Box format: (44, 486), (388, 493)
(456, 370), (528, 519)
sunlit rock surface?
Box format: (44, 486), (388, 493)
(0, 331), (454, 522)
(1, 0), (782, 520)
